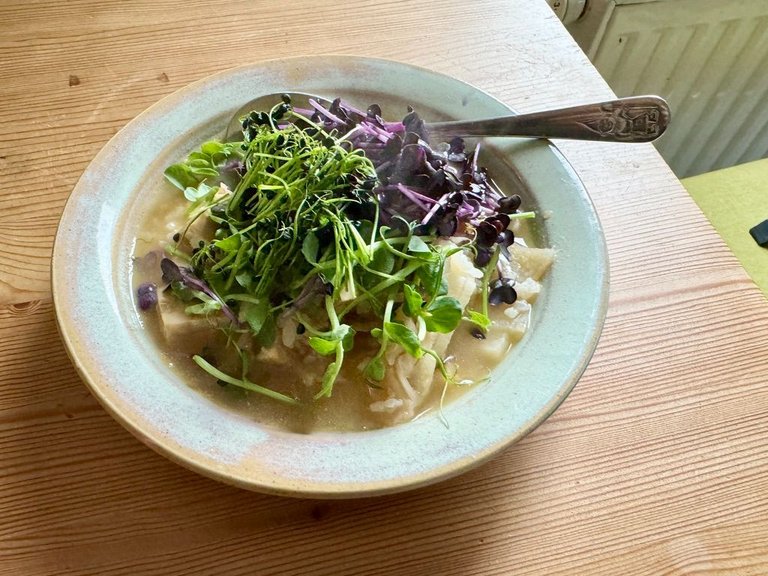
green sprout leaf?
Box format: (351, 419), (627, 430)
(184, 301), (220, 316)
(215, 234), (242, 252)
(383, 321), (423, 358)
(164, 139), (242, 191)
(464, 309), (492, 331)
(407, 235), (431, 254)
(164, 164), (198, 191)
(415, 258), (443, 298)
(241, 300), (270, 334)
(302, 231), (320, 264)
(308, 336), (337, 356)
(255, 313), (277, 347)
(423, 296), (463, 333)
(363, 357), (385, 381)
(402, 284), (423, 318)
(340, 326), (356, 352)
(183, 181), (214, 202)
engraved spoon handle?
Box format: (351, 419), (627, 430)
(426, 95), (670, 143)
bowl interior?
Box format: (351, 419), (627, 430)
(53, 56), (608, 498)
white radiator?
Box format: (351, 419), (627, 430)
(563, 0), (768, 178)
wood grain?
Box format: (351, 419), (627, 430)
(1, 1), (767, 575)
(0, 0), (601, 304)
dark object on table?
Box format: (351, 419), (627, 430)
(749, 219), (768, 247)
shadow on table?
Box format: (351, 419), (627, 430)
(2, 302), (539, 575)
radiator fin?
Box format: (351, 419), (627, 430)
(585, 2), (768, 177)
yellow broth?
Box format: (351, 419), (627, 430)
(129, 147), (550, 432)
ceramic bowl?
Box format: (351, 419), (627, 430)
(52, 56), (608, 498)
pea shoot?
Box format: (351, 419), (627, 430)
(156, 97), (533, 404)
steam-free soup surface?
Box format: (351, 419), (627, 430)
(132, 179), (552, 432)
(131, 100), (553, 432)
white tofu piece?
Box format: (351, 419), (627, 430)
(156, 290), (223, 355)
(514, 277), (541, 302)
(475, 328), (511, 365)
(509, 244), (555, 281)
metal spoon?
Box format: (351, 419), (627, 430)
(224, 92), (670, 144)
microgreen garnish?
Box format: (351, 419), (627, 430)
(164, 141), (243, 191)
(150, 96), (537, 406)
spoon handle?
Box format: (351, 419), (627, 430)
(426, 95), (670, 143)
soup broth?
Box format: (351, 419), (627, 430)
(129, 111), (553, 432)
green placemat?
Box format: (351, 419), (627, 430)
(682, 158), (768, 297)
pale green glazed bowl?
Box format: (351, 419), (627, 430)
(52, 56), (609, 498)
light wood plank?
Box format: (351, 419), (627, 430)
(1, 1), (767, 575)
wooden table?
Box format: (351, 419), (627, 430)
(2, 1), (767, 574)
